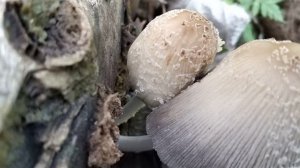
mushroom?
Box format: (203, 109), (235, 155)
(117, 9), (222, 153)
(146, 39), (300, 167)
(127, 9), (222, 108)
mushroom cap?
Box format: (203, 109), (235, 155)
(127, 9), (221, 107)
(146, 39), (300, 168)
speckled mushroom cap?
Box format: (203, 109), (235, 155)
(127, 9), (222, 107)
(147, 39), (300, 168)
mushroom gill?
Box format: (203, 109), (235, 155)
(146, 39), (300, 168)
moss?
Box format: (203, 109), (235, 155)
(20, 0), (60, 43)
(0, 95), (26, 167)
(0, 131), (23, 168)
(63, 50), (98, 101)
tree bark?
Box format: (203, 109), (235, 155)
(0, 0), (123, 168)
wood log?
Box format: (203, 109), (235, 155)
(0, 0), (123, 167)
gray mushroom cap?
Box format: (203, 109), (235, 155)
(147, 39), (300, 168)
(127, 9), (222, 108)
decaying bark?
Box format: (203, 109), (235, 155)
(0, 0), (123, 168)
(88, 91), (123, 168)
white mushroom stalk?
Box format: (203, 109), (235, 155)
(147, 39), (300, 168)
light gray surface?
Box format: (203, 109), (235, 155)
(118, 135), (153, 153)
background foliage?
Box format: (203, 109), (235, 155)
(226, 0), (284, 42)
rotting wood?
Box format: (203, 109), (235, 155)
(88, 90), (123, 168)
(0, 0), (123, 167)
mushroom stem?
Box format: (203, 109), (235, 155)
(116, 96), (147, 125)
(118, 135), (153, 153)
(116, 96), (153, 153)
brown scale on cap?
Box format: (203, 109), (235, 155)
(127, 9), (222, 108)
(147, 39), (300, 168)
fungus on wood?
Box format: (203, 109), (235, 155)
(147, 39), (300, 168)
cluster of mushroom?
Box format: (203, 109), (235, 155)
(127, 9), (300, 168)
